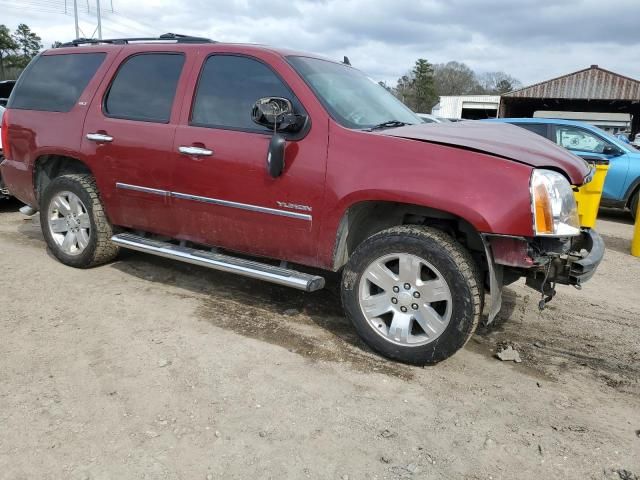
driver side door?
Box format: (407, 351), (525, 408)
(552, 124), (630, 200)
(170, 53), (328, 266)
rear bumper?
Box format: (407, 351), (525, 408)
(0, 157), (36, 205)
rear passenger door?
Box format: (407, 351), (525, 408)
(171, 53), (328, 265)
(82, 51), (188, 236)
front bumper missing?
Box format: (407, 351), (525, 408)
(526, 228), (605, 289)
(482, 229), (605, 323)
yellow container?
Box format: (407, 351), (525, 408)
(574, 161), (609, 228)
(632, 198), (640, 257)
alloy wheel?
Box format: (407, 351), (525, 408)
(358, 253), (452, 346)
(47, 191), (91, 256)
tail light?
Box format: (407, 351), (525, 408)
(1, 109), (9, 159)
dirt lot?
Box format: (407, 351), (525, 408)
(0, 199), (638, 480)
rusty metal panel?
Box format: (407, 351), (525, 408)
(505, 66), (640, 100)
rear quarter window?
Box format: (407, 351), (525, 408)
(517, 123), (549, 138)
(9, 53), (106, 112)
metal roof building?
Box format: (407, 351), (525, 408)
(499, 65), (640, 136)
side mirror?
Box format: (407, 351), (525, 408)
(603, 145), (622, 156)
(251, 97), (303, 132)
(266, 133), (286, 178)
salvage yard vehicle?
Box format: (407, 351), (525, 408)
(0, 80), (16, 107)
(0, 34), (604, 364)
(0, 105), (10, 198)
(489, 118), (640, 219)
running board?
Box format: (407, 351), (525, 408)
(111, 233), (325, 292)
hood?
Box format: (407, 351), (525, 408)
(378, 121), (591, 185)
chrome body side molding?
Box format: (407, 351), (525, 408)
(115, 182), (312, 221)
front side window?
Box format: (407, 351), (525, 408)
(191, 55), (301, 131)
(104, 53), (185, 123)
(9, 53), (106, 112)
(288, 56), (421, 129)
(554, 126), (611, 154)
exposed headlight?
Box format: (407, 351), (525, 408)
(530, 169), (580, 236)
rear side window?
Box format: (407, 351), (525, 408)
(9, 53), (106, 112)
(104, 53), (184, 123)
(191, 55), (300, 131)
(518, 123), (548, 138)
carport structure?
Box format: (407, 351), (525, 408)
(499, 65), (640, 137)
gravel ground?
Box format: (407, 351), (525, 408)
(0, 199), (638, 480)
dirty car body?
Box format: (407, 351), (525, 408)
(0, 36), (604, 364)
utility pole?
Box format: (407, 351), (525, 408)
(96, 0), (102, 39)
(73, 0), (80, 39)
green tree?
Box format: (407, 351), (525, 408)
(51, 41), (63, 48)
(378, 80), (392, 92)
(8, 24), (42, 68)
(432, 61), (482, 96)
(394, 73), (414, 104)
(0, 24), (18, 80)
(410, 58), (437, 113)
(477, 71), (522, 94)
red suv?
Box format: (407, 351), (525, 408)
(0, 34), (603, 364)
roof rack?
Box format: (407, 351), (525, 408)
(59, 33), (215, 47)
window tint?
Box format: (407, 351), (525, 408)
(9, 53), (106, 112)
(518, 123), (548, 138)
(105, 53), (184, 123)
(554, 126), (610, 154)
(191, 55), (299, 130)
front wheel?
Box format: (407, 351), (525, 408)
(631, 191), (638, 221)
(341, 225), (482, 365)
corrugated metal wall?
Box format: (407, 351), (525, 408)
(505, 66), (640, 100)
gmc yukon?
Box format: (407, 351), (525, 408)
(0, 34), (604, 364)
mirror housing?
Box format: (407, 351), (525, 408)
(251, 97), (304, 132)
(266, 133), (286, 178)
(603, 145), (622, 157)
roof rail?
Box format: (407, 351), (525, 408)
(59, 33), (215, 47)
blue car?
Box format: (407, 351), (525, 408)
(486, 118), (640, 218)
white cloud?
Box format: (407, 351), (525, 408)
(2, 0), (639, 85)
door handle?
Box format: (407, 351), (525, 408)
(86, 133), (114, 143)
(179, 145), (213, 157)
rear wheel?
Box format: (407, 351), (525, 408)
(40, 174), (119, 268)
(631, 190), (638, 221)
(341, 225), (481, 364)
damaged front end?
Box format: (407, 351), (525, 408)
(482, 229), (605, 323)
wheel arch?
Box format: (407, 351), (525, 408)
(33, 154), (94, 205)
(331, 200), (487, 272)
(624, 177), (640, 209)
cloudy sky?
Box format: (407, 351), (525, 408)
(2, 0), (639, 86)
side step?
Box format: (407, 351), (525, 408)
(111, 233), (325, 292)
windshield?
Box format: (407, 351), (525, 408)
(288, 56), (421, 129)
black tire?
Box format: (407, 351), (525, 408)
(40, 174), (119, 268)
(341, 225), (482, 365)
(631, 191), (638, 221)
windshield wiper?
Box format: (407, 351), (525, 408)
(366, 120), (411, 131)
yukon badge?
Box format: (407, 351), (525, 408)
(277, 201), (312, 212)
